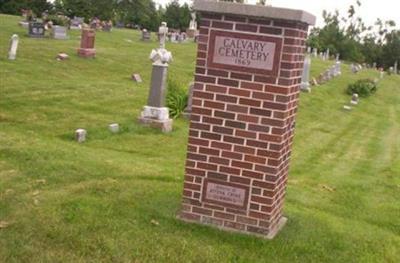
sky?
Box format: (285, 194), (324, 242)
(154, 0), (400, 28)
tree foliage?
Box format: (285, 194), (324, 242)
(0, 0), (51, 16)
(308, 1), (399, 68)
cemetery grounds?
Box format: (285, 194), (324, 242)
(0, 14), (399, 262)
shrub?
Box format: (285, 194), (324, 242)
(166, 80), (188, 119)
(347, 79), (377, 97)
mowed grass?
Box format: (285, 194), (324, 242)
(1, 14), (399, 262)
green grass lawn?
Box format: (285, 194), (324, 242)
(1, 14), (399, 262)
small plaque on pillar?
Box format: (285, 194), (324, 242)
(208, 30), (283, 76)
(203, 179), (249, 210)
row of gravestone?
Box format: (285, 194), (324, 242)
(300, 55), (342, 93)
(8, 27), (97, 61)
(141, 29), (198, 43)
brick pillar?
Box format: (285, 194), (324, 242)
(178, 1), (315, 239)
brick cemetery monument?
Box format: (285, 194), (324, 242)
(139, 22), (173, 132)
(77, 29), (96, 58)
(178, 0), (315, 239)
(8, 34), (19, 60)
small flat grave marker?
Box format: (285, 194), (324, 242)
(132, 73), (142, 83)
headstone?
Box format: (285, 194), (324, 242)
(56, 53), (69, 60)
(351, 64), (358, 74)
(171, 32), (178, 43)
(311, 77), (318, 86)
(326, 48), (330, 60)
(142, 29), (151, 41)
(108, 123), (119, 133)
(350, 93), (359, 105)
(139, 22), (173, 132)
(307, 46), (311, 54)
(317, 73), (324, 84)
(52, 25), (68, 39)
(343, 105), (352, 111)
(394, 61), (398, 74)
(178, 0), (315, 239)
(28, 22), (45, 38)
(19, 21), (29, 28)
(132, 73), (142, 83)
(70, 17), (84, 29)
(77, 29), (96, 58)
(373, 62), (377, 69)
(380, 70), (384, 79)
(335, 61), (342, 76)
(75, 129), (87, 143)
(8, 34), (19, 60)
(323, 69), (331, 81)
(320, 52), (324, 60)
(182, 82), (195, 118)
(187, 11), (199, 38)
(300, 55), (311, 92)
(329, 65), (336, 78)
(335, 54), (340, 61)
(312, 48), (318, 57)
(102, 21), (112, 32)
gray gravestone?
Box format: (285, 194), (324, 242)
(300, 55), (311, 92)
(334, 61), (341, 76)
(142, 29), (151, 41)
(8, 34), (19, 60)
(139, 22), (173, 132)
(29, 22), (45, 38)
(52, 25), (68, 39)
(394, 61), (398, 74)
(312, 48), (318, 57)
(183, 82), (195, 118)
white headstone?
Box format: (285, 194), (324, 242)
(8, 34), (19, 60)
(312, 48), (318, 57)
(350, 93), (359, 105)
(108, 123), (119, 133)
(300, 55), (311, 92)
(189, 12), (197, 30)
(75, 129), (87, 143)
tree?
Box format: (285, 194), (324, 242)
(0, 0), (52, 16)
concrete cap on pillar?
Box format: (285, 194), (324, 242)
(193, 0), (316, 26)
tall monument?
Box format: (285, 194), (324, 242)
(139, 22), (173, 132)
(178, 0), (315, 239)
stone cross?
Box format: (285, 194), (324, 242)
(189, 12), (197, 30)
(158, 22), (168, 49)
(8, 34), (19, 60)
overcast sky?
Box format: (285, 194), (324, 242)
(154, 0), (399, 28)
